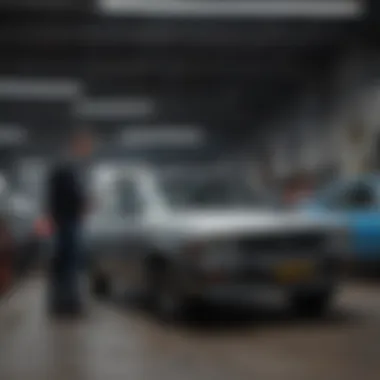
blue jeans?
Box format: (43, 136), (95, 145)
(48, 221), (83, 311)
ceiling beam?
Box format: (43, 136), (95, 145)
(99, 0), (363, 19)
(0, 77), (81, 100)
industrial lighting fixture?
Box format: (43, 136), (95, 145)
(121, 126), (205, 148)
(76, 97), (154, 120)
(98, 0), (362, 19)
(0, 77), (80, 101)
(0, 124), (27, 146)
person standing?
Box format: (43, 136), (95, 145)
(46, 128), (94, 316)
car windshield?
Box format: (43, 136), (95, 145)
(156, 170), (268, 209)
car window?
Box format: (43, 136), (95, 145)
(114, 177), (143, 217)
(157, 171), (267, 209)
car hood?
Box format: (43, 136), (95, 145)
(159, 209), (344, 239)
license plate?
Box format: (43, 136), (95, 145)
(275, 260), (316, 283)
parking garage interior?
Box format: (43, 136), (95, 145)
(1, 1), (380, 380)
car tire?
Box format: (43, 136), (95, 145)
(153, 269), (189, 322)
(290, 290), (332, 318)
(91, 272), (111, 299)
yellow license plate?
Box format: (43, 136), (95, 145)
(275, 260), (316, 283)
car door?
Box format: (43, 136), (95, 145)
(324, 179), (380, 261)
(91, 173), (148, 293)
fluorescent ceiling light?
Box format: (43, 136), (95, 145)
(0, 78), (80, 101)
(121, 126), (205, 147)
(77, 97), (154, 120)
(98, 0), (363, 19)
(0, 124), (27, 145)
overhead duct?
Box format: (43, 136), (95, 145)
(98, 0), (363, 19)
(0, 124), (27, 146)
(120, 126), (205, 148)
(76, 97), (154, 120)
(0, 78), (81, 101)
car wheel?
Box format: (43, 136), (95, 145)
(91, 272), (111, 299)
(153, 269), (188, 322)
(290, 290), (332, 318)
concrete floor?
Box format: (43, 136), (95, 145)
(1, 277), (380, 380)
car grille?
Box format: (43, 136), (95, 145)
(238, 232), (326, 254)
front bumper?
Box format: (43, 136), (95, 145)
(199, 282), (334, 304)
(181, 254), (342, 302)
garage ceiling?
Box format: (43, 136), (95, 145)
(0, 5), (361, 156)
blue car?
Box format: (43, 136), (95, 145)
(301, 175), (380, 263)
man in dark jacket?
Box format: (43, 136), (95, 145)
(46, 129), (94, 316)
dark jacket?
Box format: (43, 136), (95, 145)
(46, 160), (86, 225)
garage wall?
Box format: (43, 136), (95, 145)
(259, 83), (334, 182)
(332, 49), (380, 178)
(257, 47), (380, 184)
